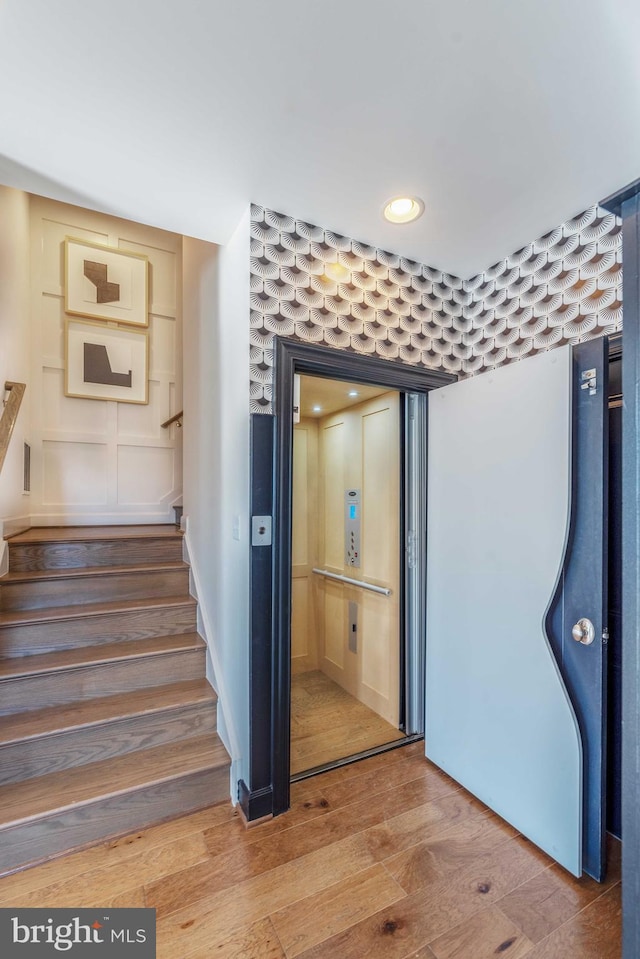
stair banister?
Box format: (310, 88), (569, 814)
(0, 381), (26, 475)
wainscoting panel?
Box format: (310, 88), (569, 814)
(42, 441), (108, 506)
(116, 446), (176, 506)
(29, 197), (183, 525)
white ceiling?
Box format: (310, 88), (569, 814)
(0, 0), (638, 278)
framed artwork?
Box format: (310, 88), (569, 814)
(64, 237), (149, 327)
(65, 319), (149, 404)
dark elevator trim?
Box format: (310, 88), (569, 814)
(239, 413), (276, 822)
(546, 338), (609, 881)
(601, 180), (640, 959)
(242, 337), (455, 821)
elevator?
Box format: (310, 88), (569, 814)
(290, 374), (408, 775)
(246, 335), (622, 884)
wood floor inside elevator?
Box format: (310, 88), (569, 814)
(290, 670), (407, 774)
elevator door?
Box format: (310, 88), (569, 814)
(426, 343), (608, 879)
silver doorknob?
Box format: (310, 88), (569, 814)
(572, 618), (595, 646)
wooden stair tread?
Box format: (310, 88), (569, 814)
(0, 594), (196, 627)
(0, 524), (227, 872)
(6, 525), (181, 545)
(0, 633), (205, 679)
(0, 679), (216, 745)
(1, 561), (189, 585)
(0, 735), (229, 828)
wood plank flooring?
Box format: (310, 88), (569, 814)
(291, 670), (406, 774)
(7, 525), (180, 543)
(0, 742), (621, 958)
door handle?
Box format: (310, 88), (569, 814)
(572, 618), (595, 646)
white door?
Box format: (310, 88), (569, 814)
(426, 346), (584, 876)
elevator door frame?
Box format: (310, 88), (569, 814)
(271, 337), (454, 816)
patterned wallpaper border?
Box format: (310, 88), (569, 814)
(249, 204), (622, 413)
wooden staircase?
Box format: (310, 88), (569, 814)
(0, 525), (230, 875)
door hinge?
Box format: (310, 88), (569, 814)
(602, 626), (609, 645)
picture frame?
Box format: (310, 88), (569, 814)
(64, 236), (149, 327)
(65, 318), (149, 404)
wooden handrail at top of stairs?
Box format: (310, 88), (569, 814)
(161, 410), (183, 429)
(0, 381), (26, 476)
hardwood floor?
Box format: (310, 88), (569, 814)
(290, 670), (406, 774)
(7, 525), (180, 543)
(0, 742), (621, 958)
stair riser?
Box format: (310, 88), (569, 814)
(9, 538), (183, 572)
(0, 766), (229, 876)
(0, 603), (198, 658)
(0, 703), (217, 785)
(0, 647), (206, 715)
(1, 568), (190, 612)
(0, 527), (229, 877)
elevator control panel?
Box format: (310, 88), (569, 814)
(344, 489), (361, 567)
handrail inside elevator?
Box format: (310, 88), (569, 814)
(312, 567), (392, 596)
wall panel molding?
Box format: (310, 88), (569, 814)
(29, 197), (183, 524)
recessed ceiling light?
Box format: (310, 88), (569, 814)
(348, 390), (359, 397)
(382, 195), (424, 224)
(312, 405), (322, 413)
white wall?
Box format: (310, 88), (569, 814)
(0, 186), (31, 568)
(182, 209), (251, 799)
(28, 197), (183, 525)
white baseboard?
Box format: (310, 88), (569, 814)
(182, 520), (244, 799)
(1, 515), (32, 576)
(1, 515), (32, 539)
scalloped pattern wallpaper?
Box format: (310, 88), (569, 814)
(249, 204), (622, 412)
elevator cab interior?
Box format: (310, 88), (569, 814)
(290, 374), (408, 776)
